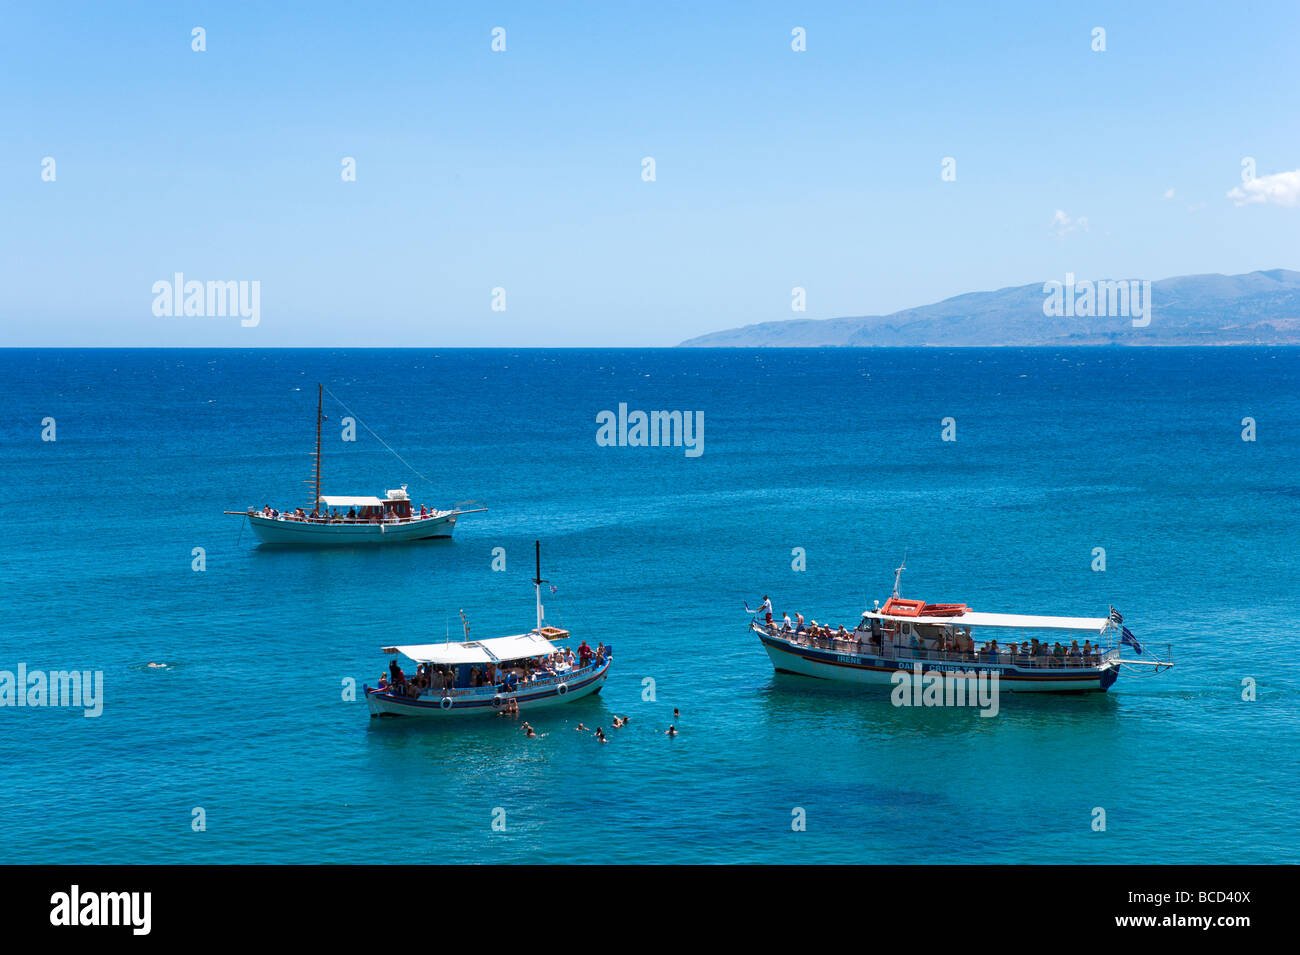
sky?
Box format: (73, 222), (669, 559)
(1, 0), (1297, 346)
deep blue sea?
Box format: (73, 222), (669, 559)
(1, 347), (1297, 864)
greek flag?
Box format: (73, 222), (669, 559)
(1120, 626), (1143, 655)
(1108, 606), (1124, 625)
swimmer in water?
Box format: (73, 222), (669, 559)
(525, 726), (536, 738)
(595, 728), (607, 743)
(611, 716), (624, 728)
(575, 722), (587, 732)
(673, 707), (679, 720)
(520, 722), (533, 733)
(666, 725), (677, 737)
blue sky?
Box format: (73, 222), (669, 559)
(2, 1), (1297, 346)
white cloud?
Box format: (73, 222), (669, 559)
(1162, 187), (1176, 199)
(1050, 209), (1090, 237)
(1227, 168), (1300, 208)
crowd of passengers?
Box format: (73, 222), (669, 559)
(254, 504), (440, 523)
(761, 608), (1104, 666)
(376, 640), (611, 699)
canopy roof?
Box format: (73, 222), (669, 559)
(384, 631), (560, 665)
(861, 609), (1110, 633)
(319, 495), (387, 507)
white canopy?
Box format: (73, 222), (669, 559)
(384, 632), (560, 665)
(861, 609), (1110, 633)
(319, 495), (386, 507)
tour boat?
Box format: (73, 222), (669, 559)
(752, 562), (1171, 694)
(365, 542), (611, 718)
(225, 384), (484, 546)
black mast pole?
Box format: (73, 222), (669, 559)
(314, 383), (323, 510)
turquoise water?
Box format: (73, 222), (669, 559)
(1, 347), (1296, 864)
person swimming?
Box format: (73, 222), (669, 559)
(611, 716), (624, 728)
(673, 707), (679, 720)
(595, 727), (607, 743)
(665, 725), (677, 737)
(575, 722), (587, 732)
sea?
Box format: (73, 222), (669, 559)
(0, 347), (1296, 864)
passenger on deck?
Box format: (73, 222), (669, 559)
(388, 659), (406, 689)
(578, 640), (593, 667)
(781, 613), (793, 632)
(1082, 640), (1094, 663)
(760, 595), (773, 626)
(420, 505), (428, 519)
(795, 612), (805, 633)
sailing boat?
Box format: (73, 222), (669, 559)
(225, 384), (485, 546)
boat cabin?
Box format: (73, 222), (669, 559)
(378, 630), (588, 697)
(855, 600), (1116, 667)
(318, 488), (415, 522)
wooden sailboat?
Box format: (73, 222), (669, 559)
(225, 384), (485, 546)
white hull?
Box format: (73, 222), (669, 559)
(365, 660), (611, 718)
(758, 630), (1117, 693)
(247, 512), (459, 545)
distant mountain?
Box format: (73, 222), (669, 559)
(679, 269), (1300, 346)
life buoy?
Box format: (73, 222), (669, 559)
(492, 694), (504, 708)
(440, 697), (453, 710)
(556, 682), (568, 696)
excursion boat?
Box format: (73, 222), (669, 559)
(225, 384), (484, 546)
(365, 543), (612, 718)
(752, 563), (1172, 694)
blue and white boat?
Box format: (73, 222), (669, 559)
(365, 543), (612, 718)
(226, 384), (484, 546)
(753, 563), (1171, 694)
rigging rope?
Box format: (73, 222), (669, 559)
(322, 386), (439, 491)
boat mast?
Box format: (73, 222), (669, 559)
(533, 540), (545, 633)
(892, 554), (907, 598)
(311, 383), (323, 509)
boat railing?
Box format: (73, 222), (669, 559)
(372, 657), (609, 700)
(754, 622), (1117, 669)
(255, 511), (447, 525)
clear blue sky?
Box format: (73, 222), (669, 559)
(2, 1), (1297, 346)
